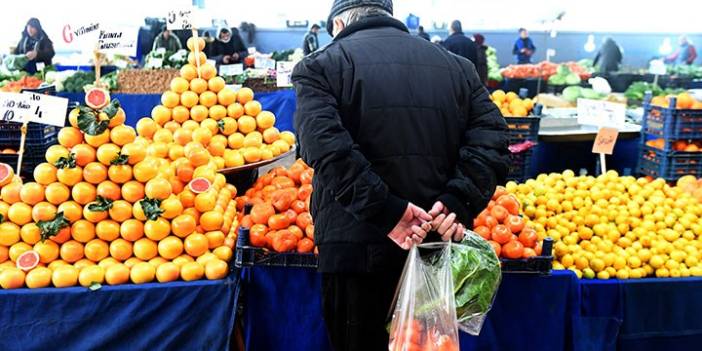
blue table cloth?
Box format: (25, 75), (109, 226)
(241, 268), (702, 351)
(57, 89), (297, 132)
(0, 274), (239, 351)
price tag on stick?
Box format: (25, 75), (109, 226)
(592, 127), (619, 175)
(0, 92), (31, 124)
(23, 92), (69, 127)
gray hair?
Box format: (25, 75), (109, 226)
(334, 6), (390, 27)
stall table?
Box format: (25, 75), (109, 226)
(241, 268), (702, 351)
(0, 274), (240, 351)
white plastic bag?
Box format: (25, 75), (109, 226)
(388, 242), (460, 351)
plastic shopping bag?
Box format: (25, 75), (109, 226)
(388, 232), (501, 351)
(388, 242), (460, 351)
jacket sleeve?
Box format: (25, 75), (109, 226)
(292, 56), (408, 235)
(36, 39), (55, 63)
(512, 40), (520, 55)
(528, 39), (536, 52)
(438, 63), (510, 225)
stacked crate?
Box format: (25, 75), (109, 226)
(506, 117), (541, 182)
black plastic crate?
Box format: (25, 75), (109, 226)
(641, 95), (702, 144)
(0, 135), (58, 179)
(638, 143), (702, 181)
(501, 238), (553, 274)
(235, 246), (318, 268)
(0, 122), (59, 145)
(505, 116), (540, 145)
(507, 149), (534, 183)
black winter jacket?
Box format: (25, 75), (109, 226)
(442, 32), (478, 65)
(292, 16), (509, 273)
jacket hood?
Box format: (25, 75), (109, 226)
(217, 27), (231, 43)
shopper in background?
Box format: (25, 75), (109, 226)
(473, 33), (488, 84)
(417, 25), (430, 41)
(666, 35), (698, 65)
(593, 37), (623, 74)
(13, 18), (54, 74)
(209, 27), (248, 65)
(152, 27), (182, 52)
(442, 20), (478, 64)
(513, 27), (536, 64)
(303, 24), (321, 55)
(293, 0), (509, 349)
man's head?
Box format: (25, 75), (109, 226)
(327, 0), (393, 37)
(26, 18), (42, 38)
(473, 33), (485, 46)
(418, 25), (424, 33)
(218, 28), (231, 42)
(519, 28), (528, 39)
(162, 29), (171, 39)
(311, 24), (321, 34)
(680, 35), (689, 45)
(449, 20), (462, 35)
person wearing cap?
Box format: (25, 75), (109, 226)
(292, 0), (509, 349)
(13, 18), (55, 74)
(152, 27), (182, 53)
(209, 27), (248, 65)
(303, 24), (322, 55)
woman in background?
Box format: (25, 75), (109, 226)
(13, 18), (55, 73)
(473, 33), (488, 84)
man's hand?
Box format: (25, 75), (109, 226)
(25, 50), (37, 60)
(223, 55), (231, 64)
(388, 203), (432, 250)
(428, 201), (466, 242)
(232, 53), (240, 61)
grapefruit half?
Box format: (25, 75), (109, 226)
(85, 88), (110, 109)
(189, 178), (211, 194)
(16, 250), (40, 271)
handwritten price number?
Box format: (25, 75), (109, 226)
(167, 10), (192, 30)
(2, 110), (14, 122)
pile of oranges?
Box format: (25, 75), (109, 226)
(0, 37), (278, 290)
(146, 38), (295, 170)
(650, 92), (702, 109)
(490, 90), (534, 118)
(236, 159), (315, 254)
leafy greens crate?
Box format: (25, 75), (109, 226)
(641, 95), (702, 142)
(500, 237), (553, 274)
(235, 246), (318, 268)
(637, 143), (702, 181)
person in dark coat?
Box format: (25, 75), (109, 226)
(513, 28), (536, 64)
(13, 18), (55, 74)
(442, 20), (478, 64)
(303, 24), (321, 55)
(417, 25), (430, 41)
(473, 33), (488, 84)
(152, 27), (182, 52)
(593, 37), (623, 74)
(292, 1), (510, 349)
(209, 27), (248, 65)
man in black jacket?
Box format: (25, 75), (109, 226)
(303, 24), (321, 55)
(442, 20), (478, 65)
(292, 1), (509, 349)
(209, 27), (248, 65)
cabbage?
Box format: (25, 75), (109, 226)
(565, 73), (581, 85)
(563, 86), (582, 102)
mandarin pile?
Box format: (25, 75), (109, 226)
(147, 37), (295, 170)
(505, 170), (702, 279)
(236, 159), (315, 254)
(0, 38), (251, 289)
(490, 90), (534, 117)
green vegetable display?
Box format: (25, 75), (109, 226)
(548, 65), (581, 86)
(63, 71), (118, 93)
(486, 46), (502, 82)
(666, 65), (702, 78)
(624, 81), (685, 105)
(3, 54), (29, 71)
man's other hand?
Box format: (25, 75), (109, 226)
(388, 203), (432, 250)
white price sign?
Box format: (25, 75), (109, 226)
(219, 64), (243, 76)
(577, 98), (626, 128)
(649, 59), (667, 75)
(60, 22), (101, 52)
(0, 93), (31, 124)
(0, 93), (68, 127)
(276, 61), (295, 88)
(23, 93), (69, 127)
(257, 57), (276, 71)
(97, 26), (139, 56)
(167, 9), (194, 30)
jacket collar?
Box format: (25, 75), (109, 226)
(333, 16), (408, 42)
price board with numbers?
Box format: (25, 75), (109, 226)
(22, 93), (69, 127)
(0, 92), (31, 124)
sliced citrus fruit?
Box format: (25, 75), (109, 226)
(189, 177), (212, 194)
(16, 250), (40, 271)
(85, 88), (110, 109)
(0, 163), (14, 187)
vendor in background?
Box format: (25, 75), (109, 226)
(210, 27), (248, 65)
(13, 18), (54, 74)
(512, 28), (535, 64)
(152, 27), (182, 52)
(442, 20), (478, 64)
(417, 25), (430, 41)
(593, 37), (623, 74)
(473, 33), (488, 84)
(303, 24), (321, 55)
(666, 35), (698, 65)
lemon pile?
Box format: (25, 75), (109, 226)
(147, 37), (295, 169)
(490, 90), (534, 117)
(506, 170), (702, 279)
